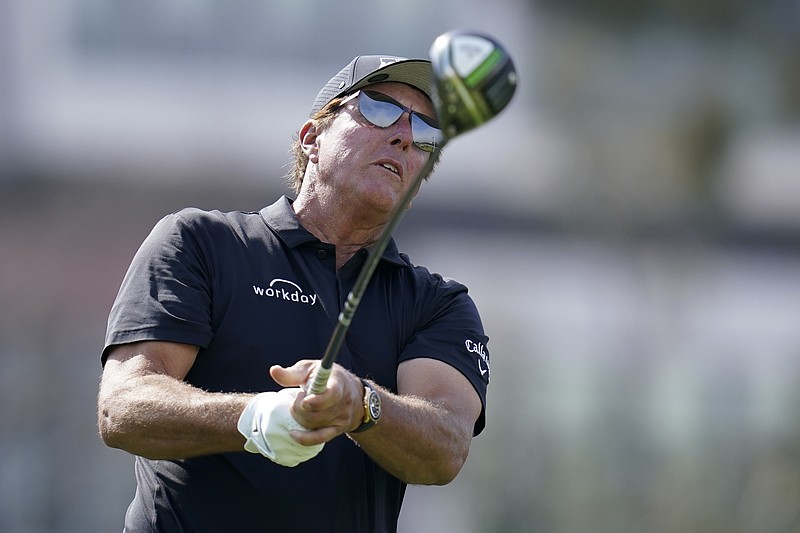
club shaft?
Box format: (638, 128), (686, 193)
(306, 143), (446, 395)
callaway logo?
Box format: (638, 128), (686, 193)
(252, 278), (318, 306)
(379, 57), (400, 68)
(465, 339), (490, 380)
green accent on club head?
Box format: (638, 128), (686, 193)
(465, 49), (504, 88)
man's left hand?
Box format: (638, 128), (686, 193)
(270, 361), (364, 444)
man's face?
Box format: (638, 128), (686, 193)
(312, 82), (436, 216)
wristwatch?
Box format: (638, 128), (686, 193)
(351, 379), (381, 433)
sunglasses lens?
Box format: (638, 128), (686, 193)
(411, 114), (443, 153)
(359, 92), (403, 128)
(358, 91), (442, 153)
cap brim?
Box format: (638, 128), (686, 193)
(347, 59), (433, 100)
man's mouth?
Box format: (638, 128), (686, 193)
(379, 162), (400, 176)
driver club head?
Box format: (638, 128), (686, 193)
(429, 30), (518, 139)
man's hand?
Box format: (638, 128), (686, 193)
(237, 388), (324, 467)
(270, 360), (364, 445)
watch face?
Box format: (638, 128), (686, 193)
(367, 391), (381, 420)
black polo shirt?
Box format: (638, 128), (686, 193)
(103, 196), (490, 533)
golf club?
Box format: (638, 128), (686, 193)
(306, 29), (517, 395)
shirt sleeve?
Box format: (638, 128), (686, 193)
(398, 273), (491, 435)
(102, 209), (216, 364)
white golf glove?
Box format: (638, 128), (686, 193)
(237, 388), (324, 467)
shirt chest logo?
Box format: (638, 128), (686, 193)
(252, 278), (318, 306)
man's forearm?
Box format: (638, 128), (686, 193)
(350, 388), (474, 485)
(98, 371), (251, 459)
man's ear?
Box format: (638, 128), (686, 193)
(300, 120), (319, 163)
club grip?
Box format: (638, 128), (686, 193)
(307, 365), (332, 396)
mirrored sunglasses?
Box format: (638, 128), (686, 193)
(349, 90), (443, 153)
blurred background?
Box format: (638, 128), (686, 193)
(2, 0), (800, 531)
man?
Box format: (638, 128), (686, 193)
(98, 55), (491, 533)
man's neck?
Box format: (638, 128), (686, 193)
(293, 194), (389, 269)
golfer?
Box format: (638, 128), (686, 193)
(98, 55), (490, 532)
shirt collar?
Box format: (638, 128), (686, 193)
(260, 196), (407, 267)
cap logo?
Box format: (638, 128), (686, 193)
(367, 74), (390, 83)
(379, 57), (400, 67)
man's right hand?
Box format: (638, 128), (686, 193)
(237, 388), (325, 467)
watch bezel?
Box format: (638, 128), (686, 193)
(366, 387), (381, 420)
(351, 379), (381, 433)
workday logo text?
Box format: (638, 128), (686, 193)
(253, 278), (318, 306)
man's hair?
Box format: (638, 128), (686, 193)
(286, 93), (442, 196)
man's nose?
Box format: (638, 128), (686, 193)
(388, 112), (414, 149)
